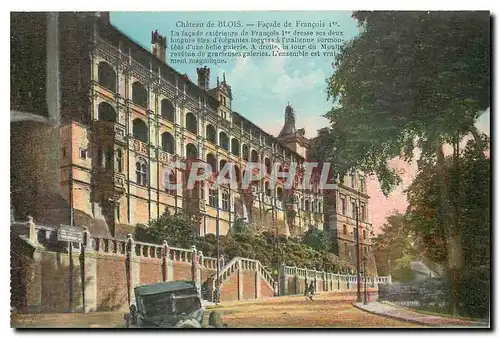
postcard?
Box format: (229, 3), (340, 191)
(10, 10), (490, 328)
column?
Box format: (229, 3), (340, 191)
(237, 260), (243, 300)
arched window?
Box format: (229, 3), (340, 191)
(250, 149), (258, 163)
(209, 187), (218, 208)
(205, 124), (216, 144)
(221, 190), (230, 211)
(276, 187), (283, 201)
(343, 224), (347, 235)
(242, 144), (249, 160)
(363, 229), (366, 240)
(206, 153), (217, 174)
(116, 149), (123, 173)
(265, 181), (270, 196)
(301, 198), (304, 210)
(219, 132), (229, 150)
(185, 113), (197, 135)
(97, 62), (116, 92)
(132, 81), (147, 108)
(265, 158), (271, 174)
(136, 161), (148, 186)
(161, 132), (175, 154)
(98, 102), (116, 122)
(186, 143), (197, 160)
(132, 118), (148, 143)
(305, 200), (310, 212)
(161, 99), (175, 122)
(311, 201), (315, 213)
(231, 138), (240, 156)
(165, 171), (177, 195)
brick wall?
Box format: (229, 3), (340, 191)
(139, 258), (163, 285)
(95, 255), (128, 311)
(220, 273), (239, 302)
(173, 261), (192, 281)
(260, 279), (274, 298)
(242, 271), (256, 300)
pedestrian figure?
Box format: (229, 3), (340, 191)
(308, 281), (315, 301)
(304, 281), (309, 300)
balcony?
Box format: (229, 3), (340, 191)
(132, 139), (148, 157)
(93, 120), (126, 145)
(158, 149), (172, 164)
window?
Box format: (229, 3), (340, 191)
(351, 200), (356, 218)
(133, 118), (148, 143)
(206, 124), (216, 144)
(161, 99), (175, 122)
(185, 113), (198, 135)
(116, 204), (120, 222)
(132, 81), (147, 108)
(231, 138), (240, 156)
(209, 188), (218, 208)
(165, 171), (176, 195)
(219, 132), (229, 151)
(364, 246), (368, 257)
(359, 176), (365, 193)
(200, 182), (205, 201)
(136, 162), (148, 186)
(363, 229), (366, 240)
(116, 149), (123, 173)
(360, 203), (366, 221)
(161, 132), (175, 154)
(105, 148), (113, 168)
(80, 148), (87, 159)
(222, 190), (230, 211)
(350, 173), (356, 189)
(98, 62), (117, 92)
(343, 224), (347, 235)
(98, 102), (117, 122)
(340, 196), (346, 215)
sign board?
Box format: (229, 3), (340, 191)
(57, 225), (83, 243)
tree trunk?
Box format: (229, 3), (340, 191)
(470, 126), (486, 161)
(436, 143), (463, 316)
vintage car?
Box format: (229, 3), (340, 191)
(124, 280), (225, 328)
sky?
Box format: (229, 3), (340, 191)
(110, 11), (490, 234)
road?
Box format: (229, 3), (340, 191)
(12, 294), (422, 328)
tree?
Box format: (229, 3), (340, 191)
(314, 11), (490, 314)
(406, 140), (490, 318)
(373, 213), (419, 282)
(134, 210), (200, 248)
(301, 227), (328, 252)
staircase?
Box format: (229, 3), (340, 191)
(204, 257), (277, 302)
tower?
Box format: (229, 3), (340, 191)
(151, 30), (167, 63)
(196, 66), (210, 90)
(277, 103), (309, 159)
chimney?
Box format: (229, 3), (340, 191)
(96, 12), (110, 25)
(151, 30), (167, 63)
(196, 66), (210, 90)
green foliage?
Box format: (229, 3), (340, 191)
(134, 210), (200, 248)
(405, 147), (490, 318)
(313, 11), (490, 195)
(301, 227), (329, 252)
(373, 213), (420, 281)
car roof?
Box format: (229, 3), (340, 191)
(134, 280), (197, 297)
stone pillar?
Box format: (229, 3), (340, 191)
(191, 245), (198, 284)
(82, 229), (97, 313)
(237, 259), (243, 300)
(126, 234), (140, 306)
(255, 265), (261, 299)
(294, 267), (300, 295)
(279, 263), (287, 296)
(197, 250), (203, 291)
(162, 240), (169, 282)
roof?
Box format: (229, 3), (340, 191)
(134, 280), (197, 297)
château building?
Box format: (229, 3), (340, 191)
(10, 12), (376, 273)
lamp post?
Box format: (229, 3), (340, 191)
(363, 256), (368, 305)
(355, 202), (362, 303)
